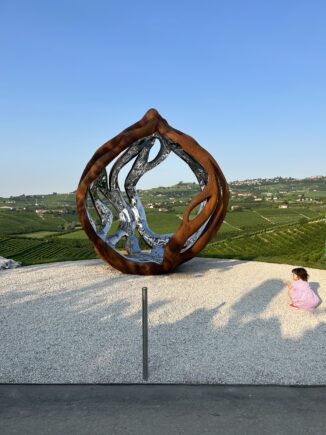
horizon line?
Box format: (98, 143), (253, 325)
(1, 174), (325, 198)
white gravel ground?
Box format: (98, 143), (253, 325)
(0, 257), (325, 384)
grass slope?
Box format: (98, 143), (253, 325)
(0, 210), (71, 235)
(1, 220), (325, 269)
(0, 237), (96, 266)
(201, 220), (326, 269)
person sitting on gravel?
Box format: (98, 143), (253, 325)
(283, 267), (320, 311)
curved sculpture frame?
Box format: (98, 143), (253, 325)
(76, 109), (229, 275)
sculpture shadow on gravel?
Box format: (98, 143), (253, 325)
(1, 270), (325, 384)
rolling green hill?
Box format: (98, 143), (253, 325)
(201, 220), (326, 269)
(1, 176), (325, 268)
(1, 219), (325, 269)
(0, 210), (77, 235)
(0, 236), (95, 266)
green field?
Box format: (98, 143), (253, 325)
(0, 210), (76, 235)
(1, 177), (325, 268)
(201, 220), (326, 269)
(222, 207), (321, 230)
(147, 213), (182, 233)
(57, 229), (89, 239)
(16, 230), (60, 238)
(0, 237), (96, 265)
(1, 217), (325, 269)
(51, 208), (324, 240)
(56, 213), (183, 240)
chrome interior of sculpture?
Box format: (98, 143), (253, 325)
(86, 132), (209, 264)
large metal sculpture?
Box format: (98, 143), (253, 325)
(76, 109), (229, 275)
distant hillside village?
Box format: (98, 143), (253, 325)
(229, 175), (324, 186)
(227, 176), (325, 209)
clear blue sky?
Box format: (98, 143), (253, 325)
(1, 0), (325, 196)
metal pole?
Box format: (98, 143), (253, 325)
(142, 286), (148, 381)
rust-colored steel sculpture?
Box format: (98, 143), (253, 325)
(76, 109), (229, 275)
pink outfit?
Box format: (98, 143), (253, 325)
(291, 280), (320, 311)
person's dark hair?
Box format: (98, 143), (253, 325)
(292, 267), (309, 281)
